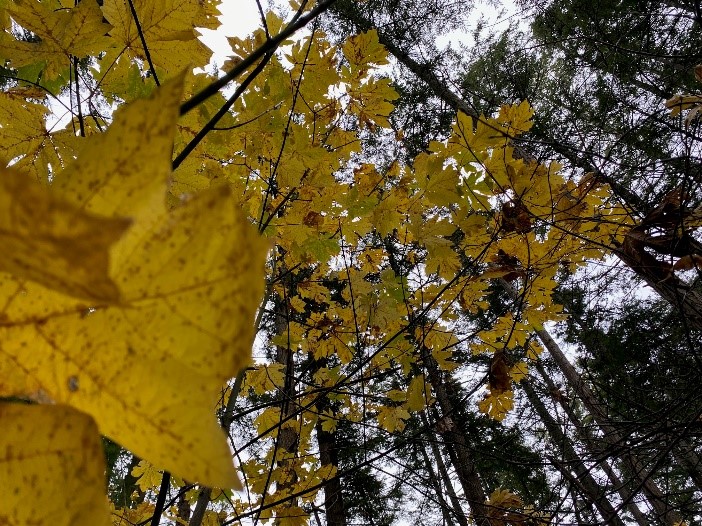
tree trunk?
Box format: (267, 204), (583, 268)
(613, 246), (702, 332)
(537, 328), (681, 525)
(417, 435), (458, 526)
(313, 360), (347, 526)
(420, 411), (470, 526)
(522, 379), (627, 526)
(419, 344), (490, 525)
(673, 441), (702, 492)
(274, 295), (300, 522)
(498, 278), (682, 525)
(535, 334), (677, 525)
(566, 303), (702, 495)
(315, 421), (346, 526)
(533, 360), (651, 526)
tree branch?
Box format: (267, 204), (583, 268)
(179, 0), (338, 116)
(127, 0), (160, 86)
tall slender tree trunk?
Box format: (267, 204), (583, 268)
(420, 411), (470, 526)
(566, 304), (702, 495)
(190, 368), (251, 526)
(419, 343), (490, 525)
(522, 379), (627, 526)
(313, 356), (347, 526)
(417, 437), (458, 526)
(533, 360), (651, 526)
(498, 278), (682, 525)
(274, 293), (300, 523)
(535, 327), (681, 525)
(315, 421), (346, 526)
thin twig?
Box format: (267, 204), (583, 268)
(126, 0), (160, 86)
(254, 0), (270, 40)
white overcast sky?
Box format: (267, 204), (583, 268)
(198, 0), (276, 66)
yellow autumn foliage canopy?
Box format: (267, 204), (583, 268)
(0, 0), (640, 524)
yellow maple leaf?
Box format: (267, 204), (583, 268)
(95, 54), (156, 104)
(0, 75), (268, 489)
(666, 94), (702, 117)
(377, 405), (410, 432)
(347, 77), (398, 129)
(486, 488), (523, 508)
(478, 390), (514, 421)
(0, 403), (109, 526)
(102, 0), (214, 76)
(110, 501), (155, 526)
(387, 388), (408, 402)
(131, 460), (164, 492)
(405, 374), (431, 411)
(254, 407), (282, 436)
(416, 151), (461, 207)
(244, 364), (286, 395)
(201, 511), (228, 526)
(0, 167), (130, 302)
(509, 361), (529, 383)
(497, 100), (534, 135)
(449, 112), (502, 160)
(3, 0), (111, 80)
(342, 29), (390, 77)
(0, 88), (82, 181)
(319, 411), (338, 432)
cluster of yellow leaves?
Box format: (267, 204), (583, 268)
(2, 0), (110, 80)
(485, 488), (552, 526)
(223, 27), (626, 511)
(406, 106), (627, 418)
(1, 0), (215, 85)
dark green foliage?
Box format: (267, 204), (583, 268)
(103, 438), (142, 508)
(335, 419), (401, 526)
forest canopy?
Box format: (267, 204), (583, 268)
(1, 0), (701, 525)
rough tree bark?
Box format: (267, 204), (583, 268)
(313, 356), (347, 526)
(274, 294), (300, 523)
